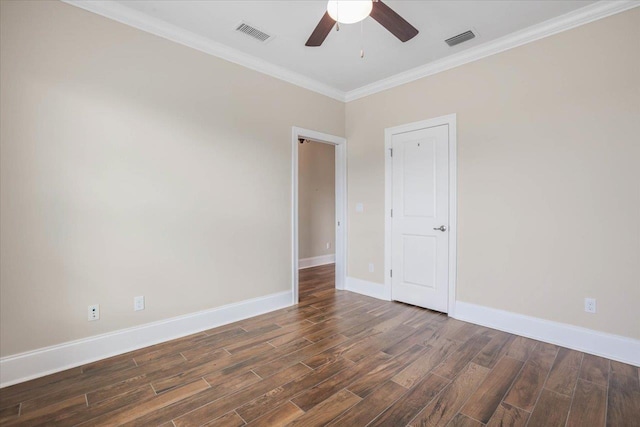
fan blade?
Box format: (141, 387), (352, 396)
(306, 12), (336, 47)
(370, 0), (418, 42)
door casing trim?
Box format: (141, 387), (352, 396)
(384, 114), (458, 315)
(292, 127), (347, 304)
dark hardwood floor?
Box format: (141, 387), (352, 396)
(1, 264), (638, 426)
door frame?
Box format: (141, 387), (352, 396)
(384, 114), (458, 315)
(292, 127), (347, 304)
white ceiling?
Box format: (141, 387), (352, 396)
(111, 0), (596, 93)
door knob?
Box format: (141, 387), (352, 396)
(433, 225), (447, 232)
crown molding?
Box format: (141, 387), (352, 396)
(61, 0), (346, 102)
(62, 1), (638, 104)
(344, 0), (640, 102)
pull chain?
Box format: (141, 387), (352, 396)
(360, 20), (364, 58)
(336, 2), (340, 31)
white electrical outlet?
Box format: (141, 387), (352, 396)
(88, 304), (99, 321)
(584, 298), (596, 313)
(134, 296), (145, 311)
(368, 263), (374, 273)
(326, 242), (331, 249)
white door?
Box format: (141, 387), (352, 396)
(391, 124), (449, 312)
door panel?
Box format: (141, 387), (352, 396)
(402, 235), (436, 288)
(402, 141), (436, 217)
(391, 124), (449, 312)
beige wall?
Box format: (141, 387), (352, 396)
(346, 9), (640, 340)
(298, 141), (335, 260)
(0, 0), (344, 357)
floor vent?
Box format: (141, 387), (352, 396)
(235, 22), (272, 43)
(445, 30), (476, 47)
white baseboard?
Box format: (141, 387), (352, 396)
(345, 277), (390, 301)
(298, 254), (335, 269)
(0, 290), (293, 388)
(454, 301), (640, 367)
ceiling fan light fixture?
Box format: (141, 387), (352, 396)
(327, 0), (373, 24)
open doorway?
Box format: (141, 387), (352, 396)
(298, 139), (335, 301)
(291, 127), (346, 304)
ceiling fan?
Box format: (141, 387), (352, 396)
(306, 0), (418, 47)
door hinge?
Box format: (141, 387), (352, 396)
(390, 269), (393, 278)
(389, 148), (393, 157)
(390, 209), (393, 218)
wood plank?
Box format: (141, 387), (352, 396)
(305, 300), (370, 324)
(449, 413), (484, 427)
(369, 373), (450, 426)
(81, 379), (209, 426)
(347, 344), (427, 398)
(527, 389), (571, 427)
(171, 364), (311, 427)
(472, 331), (515, 369)
(129, 332), (213, 365)
(127, 365), (302, 427)
(342, 324), (417, 363)
(425, 317), (465, 341)
(123, 370), (263, 426)
(201, 411), (245, 427)
(301, 328), (382, 369)
(402, 308), (442, 329)
(0, 366), (83, 406)
(372, 305), (427, 333)
(382, 324), (437, 356)
(461, 356), (524, 423)
(432, 332), (492, 380)
(292, 313), (377, 344)
(251, 333), (349, 378)
(150, 349), (234, 394)
(44, 385), (156, 426)
(527, 341), (558, 370)
(544, 347), (582, 396)
(19, 353), (188, 414)
(235, 357), (352, 422)
(611, 360), (639, 381)
(0, 404), (20, 424)
(244, 401), (304, 427)
(217, 338), (313, 378)
(336, 307), (407, 339)
(392, 338), (458, 389)
(448, 322), (487, 342)
(291, 352), (392, 411)
(486, 402), (529, 427)
(408, 363), (489, 427)
(579, 353), (609, 387)
(503, 360), (548, 412)
(203, 370), (262, 397)
(267, 321), (323, 347)
(83, 354), (187, 405)
(505, 336), (537, 361)
(3, 395), (86, 426)
(286, 389), (361, 426)
(81, 357), (137, 375)
(326, 381), (407, 427)
(566, 379), (606, 427)
(607, 369), (640, 426)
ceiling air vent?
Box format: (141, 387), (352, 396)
(235, 22), (273, 43)
(445, 30), (476, 47)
